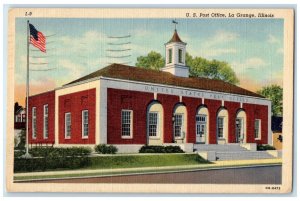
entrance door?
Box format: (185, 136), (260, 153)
(235, 118), (244, 143)
(196, 115), (206, 143)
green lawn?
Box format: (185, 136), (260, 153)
(85, 154), (210, 170)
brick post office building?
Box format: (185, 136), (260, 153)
(28, 29), (272, 153)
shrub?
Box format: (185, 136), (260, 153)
(14, 155), (91, 173)
(164, 146), (184, 153)
(16, 129), (26, 150)
(94, 144), (118, 154)
(28, 147), (92, 157)
(139, 145), (184, 153)
(257, 144), (276, 151)
(13, 147), (92, 172)
(14, 150), (25, 158)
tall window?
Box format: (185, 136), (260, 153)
(255, 119), (261, 139)
(174, 114), (183, 138)
(43, 105), (48, 139)
(32, 107), (37, 139)
(196, 115), (206, 137)
(217, 117), (224, 138)
(121, 110), (132, 138)
(178, 49), (183, 63)
(82, 110), (89, 138)
(168, 48), (172, 64)
(65, 112), (71, 139)
(148, 112), (159, 137)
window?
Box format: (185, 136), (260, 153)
(32, 107), (37, 139)
(217, 117), (224, 138)
(82, 110), (89, 138)
(174, 114), (183, 138)
(168, 48), (172, 64)
(178, 49), (183, 63)
(43, 105), (48, 139)
(196, 115), (206, 137)
(22, 114), (26, 122)
(65, 113), (71, 139)
(121, 110), (132, 138)
(255, 119), (261, 139)
(16, 114), (21, 122)
(148, 112), (159, 137)
(236, 118), (244, 140)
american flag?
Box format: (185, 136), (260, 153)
(29, 23), (46, 53)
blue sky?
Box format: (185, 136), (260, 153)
(15, 18), (284, 105)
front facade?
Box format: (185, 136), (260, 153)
(28, 29), (272, 152)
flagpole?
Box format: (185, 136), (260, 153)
(24, 20), (31, 158)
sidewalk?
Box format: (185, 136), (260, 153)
(14, 158), (282, 181)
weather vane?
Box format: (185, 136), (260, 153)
(172, 19), (178, 30)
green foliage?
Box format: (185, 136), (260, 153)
(257, 84), (283, 116)
(14, 147), (92, 172)
(135, 51), (239, 85)
(14, 156), (91, 173)
(94, 144), (118, 154)
(257, 144), (276, 151)
(14, 150), (25, 158)
(16, 129), (26, 150)
(139, 145), (184, 153)
(135, 51), (165, 71)
(28, 147), (92, 157)
(186, 53), (239, 85)
(164, 145), (185, 153)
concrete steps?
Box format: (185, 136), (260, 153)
(215, 151), (275, 161)
(194, 144), (276, 161)
(193, 144), (248, 152)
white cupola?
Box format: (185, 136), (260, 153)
(161, 29), (189, 78)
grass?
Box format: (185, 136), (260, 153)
(14, 160), (282, 181)
(13, 153), (211, 181)
(86, 153), (210, 170)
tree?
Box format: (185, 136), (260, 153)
(257, 85), (283, 116)
(135, 51), (165, 71)
(135, 51), (239, 85)
(16, 129), (26, 150)
(186, 53), (239, 85)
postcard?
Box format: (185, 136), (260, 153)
(6, 7), (294, 193)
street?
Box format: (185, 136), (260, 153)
(24, 165), (281, 184)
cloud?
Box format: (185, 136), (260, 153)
(231, 57), (268, 74)
(188, 30), (239, 58)
(242, 57), (268, 68)
(58, 59), (85, 80)
(203, 30), (239, 48)
(194, 48), (237, 58)
(267, 34), (280, 44)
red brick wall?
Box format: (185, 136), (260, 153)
(204, 99), (222, 144)
(28, 91), (55, 144)
(157, 94), (180, 143)
(243, 103), (255, 143)
(58, 89), (96, 144)
(224, 101), (241, 143)
(107, 88), (269, 145)
(242, 103), (269, 144)
(182, 97), (201, 143)
(254, 104), (269, 144)
(107, 88), (153, 144)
